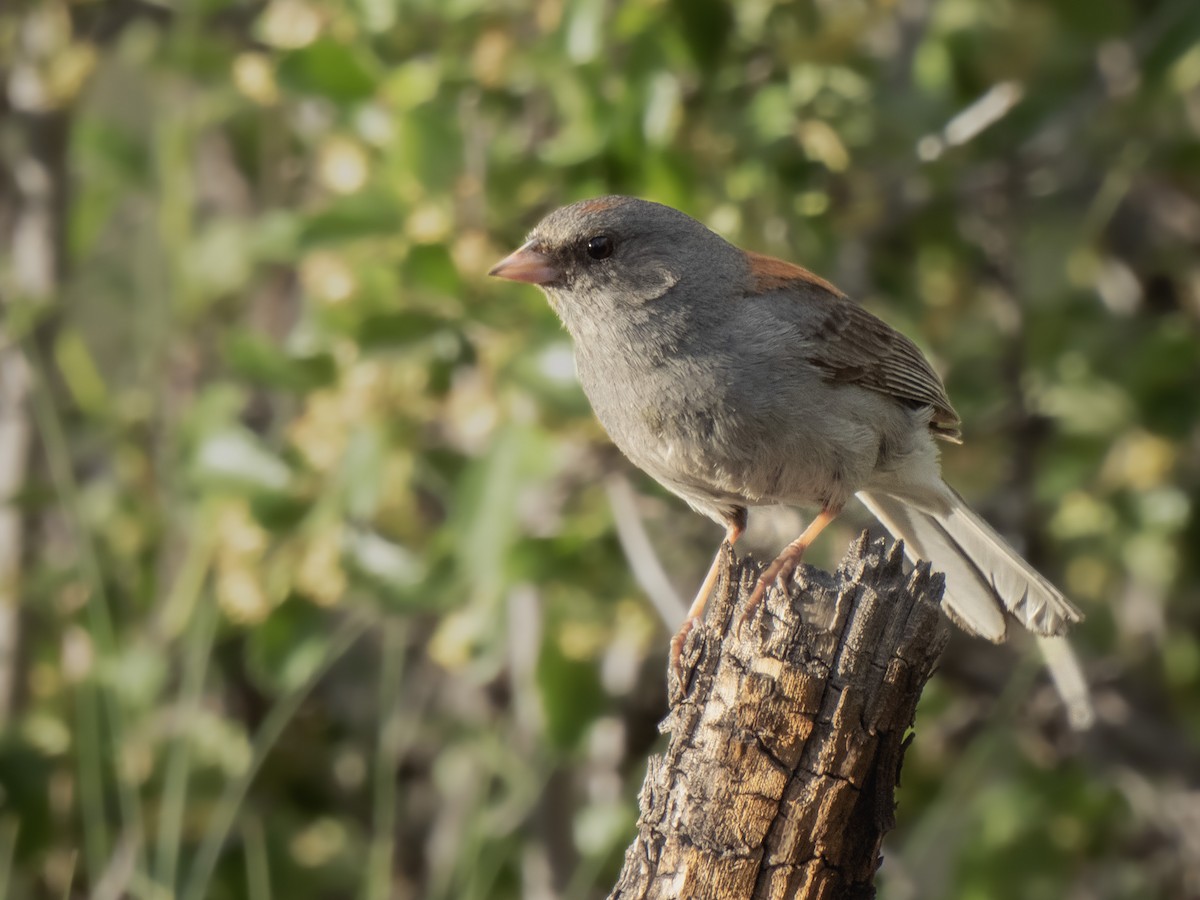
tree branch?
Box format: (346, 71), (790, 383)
(610, 534), (950, 900)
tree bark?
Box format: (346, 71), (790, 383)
(609, 533), (950, 900)
(0, 64), (70, 726)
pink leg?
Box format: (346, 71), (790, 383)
(740, 507), (840, 631)
(670, 515), (745, 676)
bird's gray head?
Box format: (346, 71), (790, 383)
(489, 196), (738, 334)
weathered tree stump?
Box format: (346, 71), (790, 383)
(610, 533), (950, 900)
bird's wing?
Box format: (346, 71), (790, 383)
(744, 250), (962, 442)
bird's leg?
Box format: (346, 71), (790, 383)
(740, 507), (840, 632)
(670, 512), (745, 678)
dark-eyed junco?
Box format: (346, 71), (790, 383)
(490, 196), (1084, 689)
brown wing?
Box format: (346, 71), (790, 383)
(745, 250), (962, 442)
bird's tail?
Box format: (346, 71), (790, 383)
(857, 485), (1093, 729)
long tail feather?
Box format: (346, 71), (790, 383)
(857, 485), (1092, 728)
(857, 486), (1082, 639)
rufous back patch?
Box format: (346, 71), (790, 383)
(745, 250), (843, 297)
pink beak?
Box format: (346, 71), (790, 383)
(488, 243), (561, 285)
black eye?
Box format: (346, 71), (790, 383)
(585, 234), (614, 260)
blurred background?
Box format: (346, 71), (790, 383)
(2, 0), (1199, 897)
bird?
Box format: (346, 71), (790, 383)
(489, 195), (1084, 697)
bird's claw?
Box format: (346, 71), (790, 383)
(737, 575), (772, 638)
(669, 616), (697, 684)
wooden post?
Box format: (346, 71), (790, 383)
(609, 534), (950, 900)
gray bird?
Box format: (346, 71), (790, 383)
(490, 196), (1084, 703)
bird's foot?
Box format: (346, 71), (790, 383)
(669, 615), (698, 684)
(737, 547), (805, 637)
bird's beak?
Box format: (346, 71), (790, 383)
(488, 243), (561, 285)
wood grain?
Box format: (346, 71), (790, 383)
(610, 534), (950, 900)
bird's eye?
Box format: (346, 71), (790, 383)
(585, 234), (614, 260)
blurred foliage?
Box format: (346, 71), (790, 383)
(1, 0), (1199, 897)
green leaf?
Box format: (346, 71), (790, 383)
(353, 311), (451, 349)
(193, 427), (293, 493)
(249, 492), (313, 533)
(536, 634), (607, 751)
(276, 40), (379, 102)
(668, 0), (731, 68)
(225, 331), (338, 391)
(299, 194), (404, 247)
(0, 739), (52, 861)
(246, 601), (332, 694)
(339, 428), (385, 518)
(344, 529), (425, 601)
(402, 244), (461, 295)
(54, 329), (109, 416)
